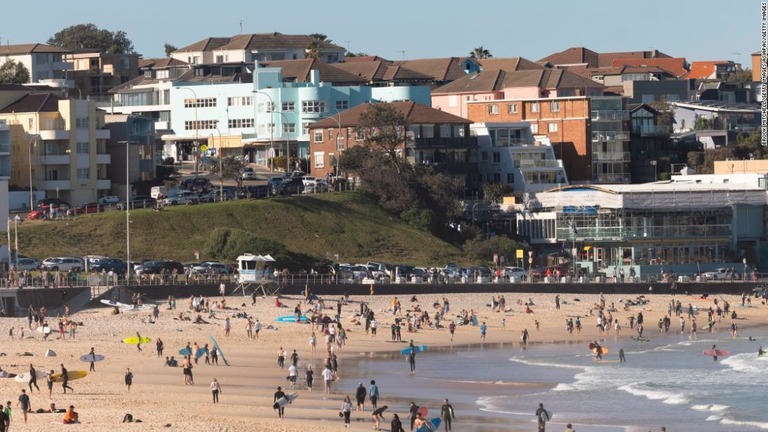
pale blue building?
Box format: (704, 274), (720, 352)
(166, 65), (431, 169)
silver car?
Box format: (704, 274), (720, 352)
(162, 191), (200, 206)
(41, 257), (85, 272)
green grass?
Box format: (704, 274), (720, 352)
(14, 192), (464, 267)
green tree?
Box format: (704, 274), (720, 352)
(346, 52), (370, 58)
(463, 235), (524, 265)
(305, 40), (322, 60)
(47, 23), (135, 54)
(482, 182), (514, 204)
(470, 46), (493, 59)
(308, 33), (331, 43)
(726, 69), (753, 83)
(0, 60), (30, 84)
(358, 103), (409, 174)
(164, 43), (177, 57)
(208, 156), (247, 190)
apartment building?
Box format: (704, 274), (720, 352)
(66, 51), (140, 101)
(0, 120), (9, 230)
(465, 97), (592, 182)
(0, 94), (111, 206)
(0, 44), (73, 88)
(591, 96), (631, 183)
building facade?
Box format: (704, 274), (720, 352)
(0, 44), (73, 89)
(590, 96), (631, 183)
(66, 51), (140, 101)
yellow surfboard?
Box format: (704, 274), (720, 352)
(123, 336), (151, 344)
(50, 370), (87, 382)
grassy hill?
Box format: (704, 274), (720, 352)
(13, 192), (465, 268)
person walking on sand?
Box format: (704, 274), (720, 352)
(449, 321), (456, 341)
(322, 364), (334, 394)
(46, 370), (55, 398)
(355, 382), (366, 411)
(0, 404), (8, 432)
(124, 368), (133, 390)
(60, 364), (73, 393)
(277, 347), (285, 368)
(369, 380), (380, 411)
(408, 350), (416, 375)
(210, 378), (221, 404)
(28, 364), (39, 393)
(17, 389), (30, 424)
(341, 395), (353, 428)
(391, 413), (405, 432)
(619, 348), (626, 363)
(408, 402), (419, 431)
(223, 317), (231, 337)
(305, 365), (314, 392)
(135, 332), (143, 352)
(273, 386), (286, 419)
(88, 347), (97, 372)
(441, 398), (455, 431)
(372, 405), (388, 430)
(156, 338), (164, 357)
(535, 403), (550, 432)
(480, 322), (487, 341)
(309, 332), (317, 353)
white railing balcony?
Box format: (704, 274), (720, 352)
(40, 129), (70, 140)
(40, 180), (71, 190)
(592, 151), (631, 162)
(40, 154), (70, 165)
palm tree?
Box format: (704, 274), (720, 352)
(305, 40), (321, 60)
(470, 46), (493, 59)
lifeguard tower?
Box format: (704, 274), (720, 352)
(234, 253), (277, 297)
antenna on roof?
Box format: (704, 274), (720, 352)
(240, 20), (243, 34)
(397, 50), (406, 60)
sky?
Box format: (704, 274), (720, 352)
(0, 0), (759, 66)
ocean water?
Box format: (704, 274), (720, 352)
(339, 331), (768, 431)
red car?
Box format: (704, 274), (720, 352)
(73, 203), (104, 215)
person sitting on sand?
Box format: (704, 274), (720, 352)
(525, 306), (533, 314)
(62, 405), (79, 424)
(195, 315), (210, 324)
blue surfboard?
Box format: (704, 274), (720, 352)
(179, 347), (192, 356)
(400, 345), (428, 355)
(416, 417), (441, 432)
(276, 315), (308, 323)
(210, 336), (229, 366)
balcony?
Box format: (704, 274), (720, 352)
(631, 125), (671, 136)
(97, 179), (111, 190)
(592, 131), (629, 142)
(154, 121), (170, 131)
(423, 162), (478, 174)
(410, 137), (477, 149)
(40, 129), (70, 140)
(591, 110), (629, 121)
(592, 151), (631, 162)
(52, 61), (74, 71)
(515, 159), (563, 169)
(96, 129), (110, 140)
(40, 154), (71, 165)
(40, 180), (71, 190)
(96, 154), (111, 164)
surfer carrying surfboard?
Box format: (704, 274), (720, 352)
(535, 403), (551, 432)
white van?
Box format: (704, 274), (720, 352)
(151, 185), (179, 199)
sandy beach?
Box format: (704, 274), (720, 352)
(0, 288), (763, 431)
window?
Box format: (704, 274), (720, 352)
(314, 130), (323, 143)
(488, 104), (499, 114)
(215, 55), (224, 63)
(228, 118), (254, 129)
(76, 142), (89, 154)
(421, 124), (435, 138)
(77, 168), (90, 180)
(507, 173), (515, 184)
(302, 122), (312, 134)
(481, 151), (488, 161)
(302, 100), (326, 113)
(493, 173), (501, 182)
(335, 100), (349, 111)
(184, 97), (217, 108)
(550, 101), (560, 112)
(258, 101), (275, 112)
(356, 129), (365, 140)
(35, 54), (49, 64)
(157, 70), (169, 79)
(314, 152), (324, 168)
(75, 117), (89, 129)
(530, 123), (539, 134)
(283, 123), (296, 133)
(508, 103), (518, 114)
(227, 96), (252, 107)
(548, 123), (558, 133)
(492, 152), (501, 163)
(439, 124), (451, 138)
(281, 101), (295, 112)
(530, 102), (540, 113)
(184, 120), (219, 130)
(454, 125), (465, 137)
(337, 135), (345, 151)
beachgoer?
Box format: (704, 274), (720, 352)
(17, 389), (30, 424)
(535, 403), (549, 432)
(124, 368), (133, 390)
(356, 383), (366, 411)
(135, 332), (143, 352)
(60, 364), (74, 393)
(759, 346), (765, 357)
(372, 404), (388, 430)
(46, 370), (54, 398)
(0, 405), (8, 432)
(712, 344), (718, 361)
(277, 347), (285, 368)
(441, 398), (455, 431)
(565, 423), (575, 432)
(156, 338), (164, 357)
(449, 322), (456, 341)
(391, 413), (405, 432)
(322, 365), (334, 394)
(408, 350), (416, 374)
(210, 378), (221, 404)
(414, 412), (431, 431)
(288, 364), (298, 389)
(619, 348), (626, 363)
(28, 364), (39, 392)
(341, 395), (353, 428)
(305, 365), (314, 391)
(408, 402), (419, 431)
(62, 405), (79, 424)
(369, 380), (380, 410)
(480, 322), (487, 340)
(88, 347), (97, 372)
(273, 386), (286, 418)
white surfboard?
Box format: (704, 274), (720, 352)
(273, 392), (298, 409)
(14, 371), (48, 383)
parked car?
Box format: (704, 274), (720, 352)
(119, 195), (156, 210)
(303, 178), (329, 193)
(41, 256), (85, 272)
(13, 257), (40, 271)
(162, 191), (200, 206)
(241, 167), (257, 180)
(271, 177), (304, 196)
(503, 266), (527, 280)
(97, 195), (120, 205)
(37, 198), (70, 209)
(73, 202), (104, 215)
(28, 208), (48, 220)
(90, 258), (127, 274)
(199, 189), (234, 203)
(238, 185), (270, 199)
(181, 177), (213, 192)
(191, 261), (231, 275)
(135, 260), (185, 276)
(703, 267), (739, 281)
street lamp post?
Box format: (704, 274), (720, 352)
(119, 139), (132, 287)
(28, 135), (39, 210)
(327, 110), (346, 177)
(210, 129), (224, 201)
(570, 220), (578, 278)
(178, 87), (199, 173)
(13, 215), (20, 270)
